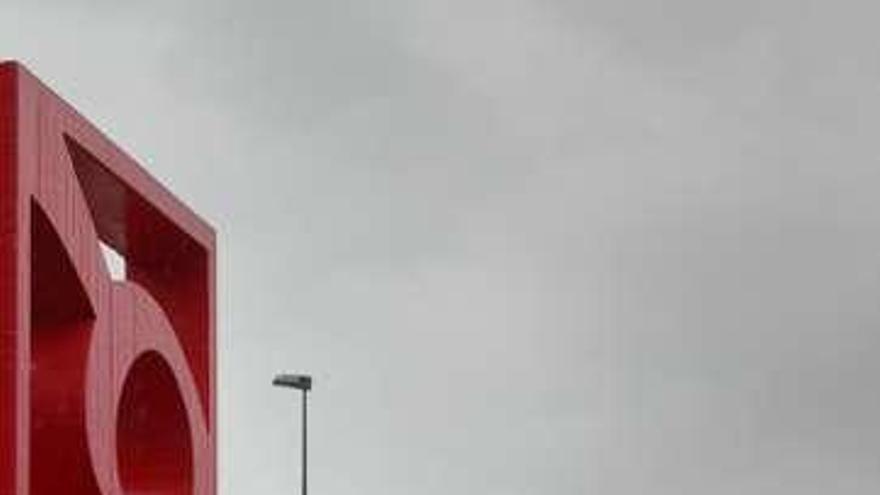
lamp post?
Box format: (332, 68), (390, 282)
(273, 373), (313, 495)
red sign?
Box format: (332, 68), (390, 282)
(0, 61), (216, 494)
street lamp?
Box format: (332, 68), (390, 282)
(273, 373), (313, 495)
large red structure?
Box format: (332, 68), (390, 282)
(0, 61), (216, 494)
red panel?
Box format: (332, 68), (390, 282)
(0, 61), (216, 495)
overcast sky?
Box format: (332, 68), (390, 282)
(3, 0), (880, 493)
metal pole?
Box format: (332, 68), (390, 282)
(302, 388), (308, 495)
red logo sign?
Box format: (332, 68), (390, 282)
(0, 61), (216, 494)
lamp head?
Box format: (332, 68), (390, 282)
(273, 373), (313, 391)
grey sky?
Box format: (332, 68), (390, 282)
(3, 0), (880, 493)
